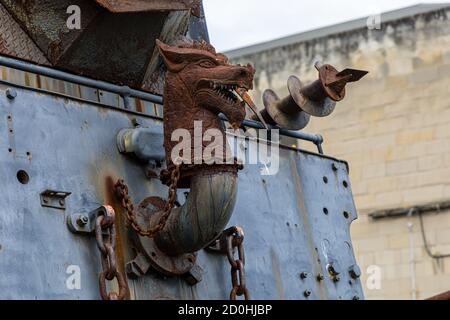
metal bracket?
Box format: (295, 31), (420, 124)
(126, 253), (152, 278)
(67, 206), (108, 234)
(40, 190), (71, 210)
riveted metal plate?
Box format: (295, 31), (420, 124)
(0, 82), (362, 300)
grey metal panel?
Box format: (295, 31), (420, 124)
(0, 83), (362, 300)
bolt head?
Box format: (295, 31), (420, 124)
(349, 265), (362, 279)
(6, 89), (17, 100)
(327, 263), (341, 276)
(77, 215), (89, 226)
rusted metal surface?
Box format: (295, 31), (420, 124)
(156, 39), (254, 184)
(0, 0), (99, 63)
(155, 171), (238, 255)
(260, 82), (311, 130)
(128, 196), (197, 277)
(95, 0), (202, 16)
(114, 165), (180, 238)
(255, 62), (368, 130)
(427, 290), (450, 300)
(55, 10), (167, 89)
(115, 39), (255, 267)
(0, 3), (49, 65)
(142, 11), (191, 94)
(94, 206), (129, 300)
(0, 0), (201, 94)
(300, 62), (368, 109)
(208, 226), (250, 300)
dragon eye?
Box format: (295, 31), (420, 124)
(199, 61), (216, 68)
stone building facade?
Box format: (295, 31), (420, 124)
(227, 4), (450, 299)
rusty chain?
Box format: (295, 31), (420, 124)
(223, 226), (250, 300)
(114, 165), (181, 238)
(95, 205), (128, 300)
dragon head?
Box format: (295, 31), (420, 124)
(156, 39), (255, 129)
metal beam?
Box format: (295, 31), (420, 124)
(369, 200), (450, 220)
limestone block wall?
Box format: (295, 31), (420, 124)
(229, 7), (450, 299)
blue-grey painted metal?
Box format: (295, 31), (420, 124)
(0, 79), (362, 300)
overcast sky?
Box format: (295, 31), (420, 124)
(203, 0), (449, 51)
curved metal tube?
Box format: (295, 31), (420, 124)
(155, 171), (238, 256)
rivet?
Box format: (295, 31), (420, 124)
(6, 88), (17, 100)
(300, 272), (308, 280)
(304, 290), (311, 298)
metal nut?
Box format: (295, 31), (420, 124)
(76, 214), (89, 227)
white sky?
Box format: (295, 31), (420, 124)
(203, 0), (450, 51)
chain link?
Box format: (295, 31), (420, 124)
(95, 206), (128, 300)
(114, 165), (181, 238)
(224, 226), (250, 300)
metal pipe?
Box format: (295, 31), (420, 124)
(155, 172), (238, 256)
(0, 55), (164, 104)
(224, 116), (324, 153)
(0, 55), (324, 153)
(407, 208), (417, 300)
(369, 200), (450, 220)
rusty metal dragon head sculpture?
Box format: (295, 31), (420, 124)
(156, 39), (255, 185)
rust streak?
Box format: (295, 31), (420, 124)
(95, 0), (201, 15)
(270, 248), (285, 299)
(105, 175), (131, 300)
